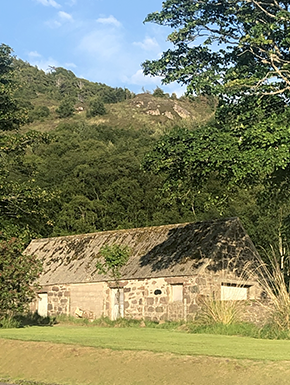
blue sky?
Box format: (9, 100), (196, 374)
(0, 0), (185, 95)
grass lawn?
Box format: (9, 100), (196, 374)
(1, 325), (290, 361)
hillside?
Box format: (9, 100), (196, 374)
(0, 57), (218, 241)
(14, 59), (215, 133)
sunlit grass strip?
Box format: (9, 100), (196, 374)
(2, 326), (290, 360)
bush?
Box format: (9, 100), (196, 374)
(86, 97), (106, 118)
(152, 86), (169, 98)
(0, 316), (21, 328)
(29, 105), (50, 122)
(56, 98), (75, 118)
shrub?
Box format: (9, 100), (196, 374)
(86, 97), (106, 117)
(152, 86), (169, 98)
(0, 316), (21, 328)
(56, 98), (75, 118)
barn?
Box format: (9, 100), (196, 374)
(26, 217), (264, 322)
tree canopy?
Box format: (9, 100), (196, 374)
(142, 0), (290, 96)
(0, 44), (27, 130)
(141, 2), (290, 264)
(0, 237), (42, 318)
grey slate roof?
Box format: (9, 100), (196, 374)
(25, 217), (260, 285)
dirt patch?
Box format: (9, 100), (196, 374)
(0, 338), (290, 385)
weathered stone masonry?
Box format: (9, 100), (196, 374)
(33, 270), (263, 323)
(26, 219), (266, 323)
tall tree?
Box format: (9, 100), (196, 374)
(0, 237), (42, 319)
(0, 44), (55, 240)
(142, 0), (290, 96)
(0, 44), (27, 130)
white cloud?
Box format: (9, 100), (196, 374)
(26, 52), (77, 73)
(65, 62), (77, 69)
(96, 15), (122, 28)
(122, 69), (186, 96)
(58, 11), (73, 21)
(29, 57), (59, 72)
(46, 19), (62, 28)
(126, 69), (163, 86)
(35, 0), (61, 8)
(45, 11), (74, 28)
(28, 51), (42, 58)
(133, 37), (159, 51)
(79, 29), (123, 59)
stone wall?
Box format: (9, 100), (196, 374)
(103, 273), (234, 322)
(32, 271), (264, 323)
(102, 272), (264, 323)
(30, 284), (70, 316)
(47, 284), (70, 315)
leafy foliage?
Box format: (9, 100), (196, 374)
(0, 44), (27, 130)
(86, 97), (106, 117)
(96, 243), (131, 281)
(0, 237), (42, 318)
(142, 0), (290, 96)
(56, 98), (75, 118)
(0, 130), (56, 240)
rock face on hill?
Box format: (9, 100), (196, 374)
(131, 94), (192, 120)
(99, 93), (215, 131)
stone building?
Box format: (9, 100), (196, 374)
(26, 217), (264, 322)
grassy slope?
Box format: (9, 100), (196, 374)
(1, 326), (290, 361)
(25, 94), (215, 134)
(3, 338), (290, 385)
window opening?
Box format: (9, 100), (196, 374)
(172, 284), (183, 302)
(221, 282), (249, 301)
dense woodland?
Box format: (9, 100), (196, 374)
(1, 26), (290, 271)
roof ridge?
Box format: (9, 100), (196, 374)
(31, 217), (240, 243)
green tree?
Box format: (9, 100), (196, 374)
(152, 86), (168, 98)
(0, 45), (56, 239)
(142, 0), (290, 96)
(56, 98), (75, 118)
(0, 44), (27, 130)
(0, 237), (42, 319)
(142, 104), (290, 258)
(86, 97), (106, 118)
(96, 244), (130, 318)
(29, 105), (50, 122)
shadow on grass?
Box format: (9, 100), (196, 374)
(0, 312), (56, 328)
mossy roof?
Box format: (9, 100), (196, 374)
(25, 217), (260, 285)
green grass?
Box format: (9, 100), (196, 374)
(1, 326), (290, 361)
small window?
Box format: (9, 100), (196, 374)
(172, 284), (183, 302)
(154, 289), (162, 295)
(221, 283), (248, 301)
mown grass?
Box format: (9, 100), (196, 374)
(3, 313), (290, 340)
(2, 325), (290, 361)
